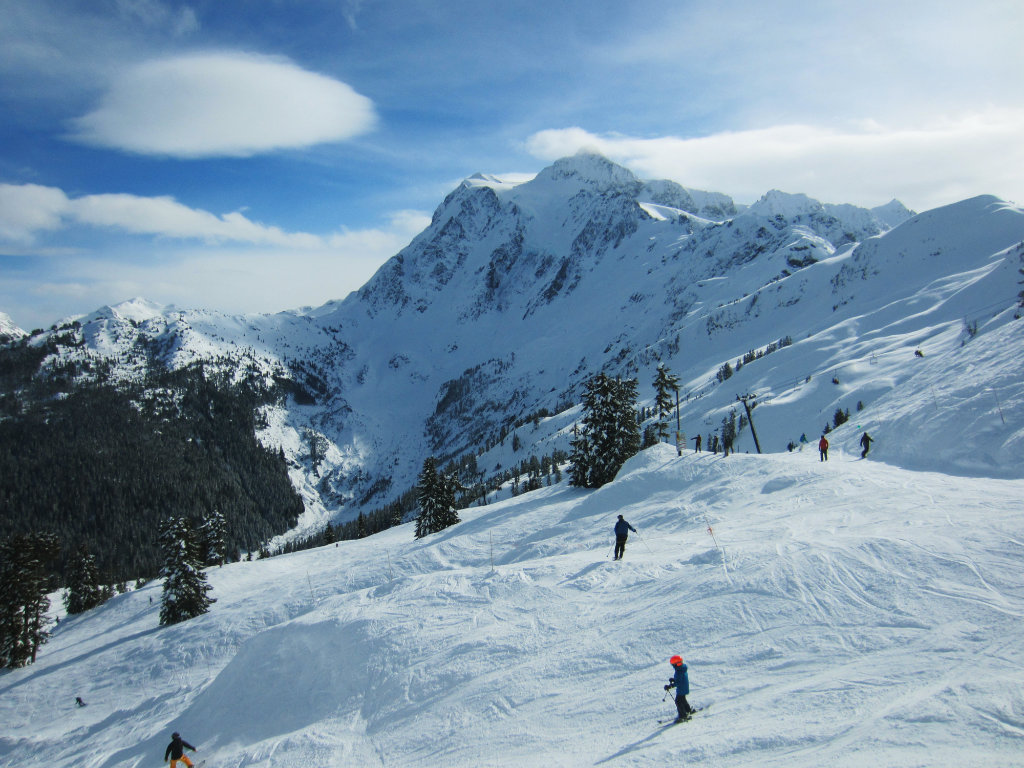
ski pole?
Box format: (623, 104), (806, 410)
(635, 528), (654, 554)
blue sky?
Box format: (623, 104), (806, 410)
(1, 0), (1022, 330)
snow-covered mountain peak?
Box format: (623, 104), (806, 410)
(871, 198), (915, 228)
(86, 297), (169, 325)
(747, 189), (824, 219)
(0, 310), (25, 339)
(13, 153), (1024, 545)
(530, 150), (641, 193)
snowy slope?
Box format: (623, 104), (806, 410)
(2, 437), (1022, 767)
(5, 312), (1024, 765)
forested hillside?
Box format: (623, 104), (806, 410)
(0, 335), (303, 583)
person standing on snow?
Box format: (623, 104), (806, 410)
(164, 732), (198, 767)
(613, 515), (637, 560)
(664, 655), (694, 722)
(818, 435), (829, 462)
(860, 432), (873, 458)
(692, 434), (702, 452)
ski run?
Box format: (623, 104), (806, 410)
(2, 438), (1023, 767)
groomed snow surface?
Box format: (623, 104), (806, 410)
(3, 442), (1023, 767)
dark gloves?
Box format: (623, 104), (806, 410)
(664, 683), (674, 691)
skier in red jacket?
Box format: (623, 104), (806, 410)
(818, 436), (829, 461)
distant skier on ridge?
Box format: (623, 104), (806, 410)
(613, 514), (637, 560)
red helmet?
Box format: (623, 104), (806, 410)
(669, 655), (683, 666)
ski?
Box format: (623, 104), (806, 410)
(658, 704), (707, 724)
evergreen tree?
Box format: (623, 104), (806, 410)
(641, 424), (659, 449)
(63, 544), (104, 615)
(0, 532), (59, 668)
(652, 364), (680, 442)
(158, 517), (215, 626)
(414, 457), (439, 538)
(415, 457), (461, 538)
(721, 409), (738, 456)
(198, 509), (228, 567)
(569, 373), (641, 488)
(434, 472), (462, 531)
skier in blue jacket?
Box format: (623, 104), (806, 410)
(613, 515), (637, 560)
(664, 655), (694, 722)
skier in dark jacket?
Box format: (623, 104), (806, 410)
(860, 432), (873, 458)
(164, 732), (197, 767)
(664, 655), (694, 722)
(613, 515), (637, 560)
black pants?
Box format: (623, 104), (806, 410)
(614, 535), (627, 560)
(676, 693), (693, 719)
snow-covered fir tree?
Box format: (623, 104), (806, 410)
(721, 408), (738, 456)
(569, 373), (641, 488)
(652, 363), (680, 442)
(63, 545), (104, 615)
(414, 457), (461, 538)
(198, 509), (228, 567)
(158, 517), (215, 626)
(0, 532), (59, 668)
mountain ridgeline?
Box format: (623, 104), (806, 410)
(3, 152), (1024, 578)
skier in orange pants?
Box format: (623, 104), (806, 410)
(164, 732), (197, 767)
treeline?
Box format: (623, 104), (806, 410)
(717, 335), (793, 383)
(0, 343), (304, 583)
(0, 510), (226, 669)
(273, 447), (569, 557)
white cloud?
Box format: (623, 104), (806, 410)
(0, 183), (71, 240)
(0, 183), (316, 246)
(0, 183), (429, 254)
(0, 188), (430, 329)
(71, 193), (324, 247)
(525, 110), (1024, 211)
(69, 51), (377, 157)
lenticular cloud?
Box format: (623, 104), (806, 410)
(70, 52), (377, 158)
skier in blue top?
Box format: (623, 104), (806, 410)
(664, 655), (694, 722)
(613, 515), (637, 560)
